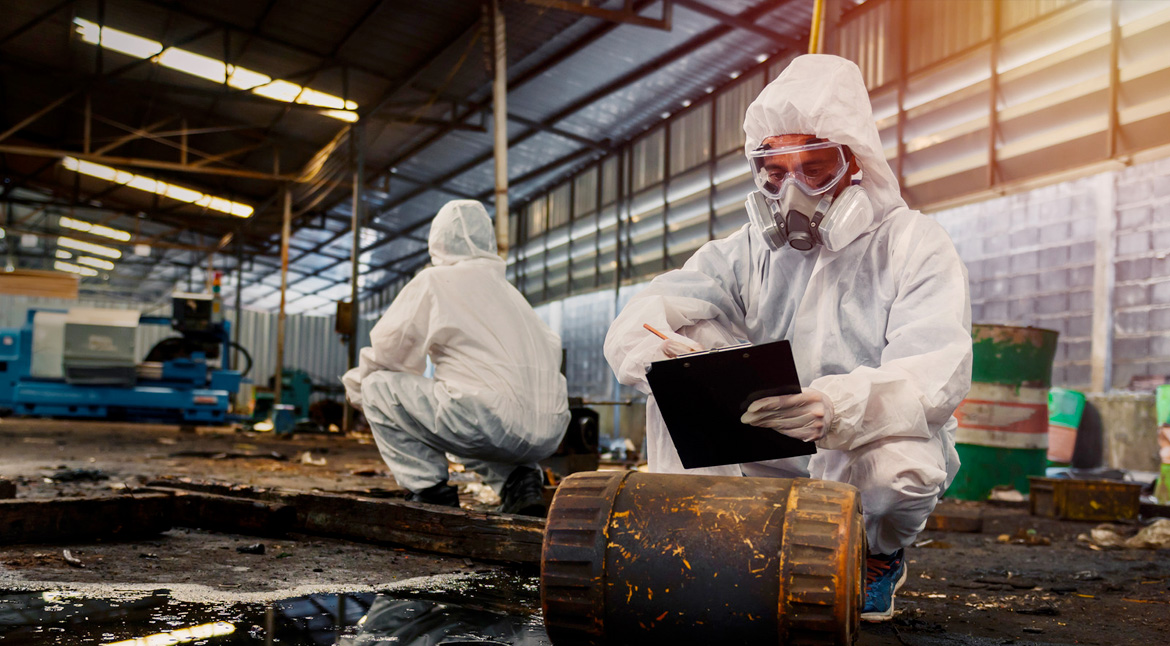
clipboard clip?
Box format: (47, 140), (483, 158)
(676, 341), (752, 358)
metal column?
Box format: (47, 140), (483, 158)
(345, 122), (366, 432)
(234, 237), (243, 371)
(488, 0), (509, 258)
(275, 186), (291, 406)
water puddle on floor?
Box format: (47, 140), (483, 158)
(0, 572), (549, 645)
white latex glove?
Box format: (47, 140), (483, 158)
(740, 389), (835, 442)
(661, 337), (703, 359)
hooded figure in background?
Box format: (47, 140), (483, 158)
(343, 199), (569, 516)
(603, 55), (972, 621)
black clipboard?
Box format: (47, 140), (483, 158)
(645, 339), (815, 469)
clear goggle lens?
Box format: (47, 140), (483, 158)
(747, 140), (849, 198)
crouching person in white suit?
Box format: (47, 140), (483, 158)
(603, 55), (973, 621)
(343, 200), (569, 516)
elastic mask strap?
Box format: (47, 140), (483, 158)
(806, 195), (834, 246)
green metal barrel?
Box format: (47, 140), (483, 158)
(948, 324), (1059, 500)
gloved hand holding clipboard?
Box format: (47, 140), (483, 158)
(643, 325), (814, 469)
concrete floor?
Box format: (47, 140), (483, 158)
(2, 418), (1168, 645)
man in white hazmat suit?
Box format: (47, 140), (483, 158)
(603, 55), (972, 621)
(343, 199), (569, 516)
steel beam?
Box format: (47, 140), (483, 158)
(363, 0), (794, 230)
(673, 0), (804, 50)
(1, 145), (294, 181)
(0, 0), (78, 47)
(519, 0), (672, 30)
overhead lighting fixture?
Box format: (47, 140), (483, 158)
(59, 216), (132, 241)
(55, 260), (98, 277)
(61, 157), (254, 218)
(58, 236), (121, 259)
(755, 53), (769, 63)
(320, 109), (359, 122)
(55, 250), (72, 259)
(77, 256), (115, 271)
(103, 621), (236, 646)
(74, 18), (358, 121)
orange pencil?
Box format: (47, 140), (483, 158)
(643, 323), (669, 340)
(643, 323), (697, 353)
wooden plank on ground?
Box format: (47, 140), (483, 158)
(290, 491), (545, 564)
(147, 478), (545, 563)
(164, 490), (296, 537)
(0, 493), (173, 544)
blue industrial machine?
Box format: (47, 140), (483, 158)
(0, 293), (247, 424)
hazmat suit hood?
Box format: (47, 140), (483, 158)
(743, 54), (908, 221)
(427, 199), (503, 267)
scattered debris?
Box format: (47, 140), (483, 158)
(62, 549), (84, 568)
(236, 543), (266, 555)
(988, 486), (1026, 502)
(169, 450), (288, 461)
(1022, 626), (1044, 633)
(1015, 605), (1059, 616)
(299, 451), (327, 466)
(996, 528), (1051, 546)
(913, 538), (952, 549)
(349, 467), (386, 477)
(139, 553), (158, 559)
(1078, 518), (1170, 549)
(461, 482), (501, 506)
(45, 468), (109, 483)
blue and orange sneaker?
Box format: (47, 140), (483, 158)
(861, 549), (907, 622)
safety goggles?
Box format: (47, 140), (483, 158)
(747, 140), (850, 198)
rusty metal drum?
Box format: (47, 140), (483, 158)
(541, 471), (865, 646)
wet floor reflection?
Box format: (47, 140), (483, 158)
(0, 573), (549, 645)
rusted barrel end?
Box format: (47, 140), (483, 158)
(541, 472), (864, 646)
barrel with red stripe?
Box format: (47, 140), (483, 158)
(947, 324), (1059, 500)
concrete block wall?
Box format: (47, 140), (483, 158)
(934, 155), (1170, 391)
(932, 177), (1101, 389)
(1110, 156), (1170, 389)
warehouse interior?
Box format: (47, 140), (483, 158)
(2, 1), (1170, 645)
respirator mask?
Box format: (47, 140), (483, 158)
(744, 140), (874, 252)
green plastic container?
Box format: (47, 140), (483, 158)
(1157, 385), (1170, 504)
(947, 324), (1059, 500)
(1047, 387), (1086, 465)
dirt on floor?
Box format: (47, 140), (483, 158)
(2, 418), (1169, 645)
(0, 418), (403, 499)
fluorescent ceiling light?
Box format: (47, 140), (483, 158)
(74, 18), (358, 121)
(62, 157), (253, 218)
(55, 260), (98, 276)
(59, 216), (132, 241)
(58, 236), (121, 259)
(77, 256), (116, 270)
(55, 250), (72, 259)
(320, 109), (360, 122)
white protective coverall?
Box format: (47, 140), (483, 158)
(603, 55), (973, 555)
(342, 200), (569, 494)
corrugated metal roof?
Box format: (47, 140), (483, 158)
(1, 0), (834, 310)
